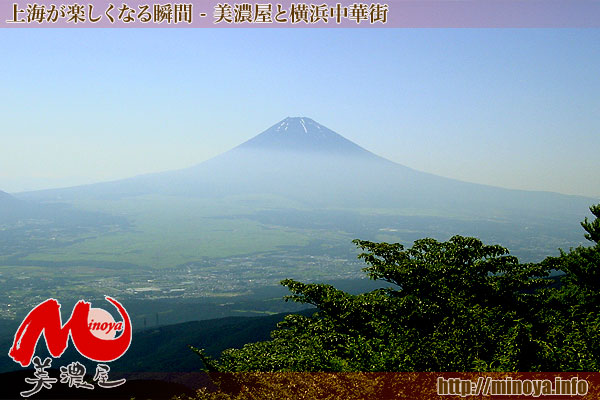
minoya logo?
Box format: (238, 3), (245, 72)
(8, 296), (132, 397)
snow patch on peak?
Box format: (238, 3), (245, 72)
(299, 118), (307, 133)
(276, 121), (288, 132)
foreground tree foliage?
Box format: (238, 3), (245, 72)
(192, 204), (600, 375)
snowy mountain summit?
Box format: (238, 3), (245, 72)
(236, 117), (374, 157)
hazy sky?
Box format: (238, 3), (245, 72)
(1, 29), (599, 198)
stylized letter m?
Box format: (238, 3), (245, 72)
(9, 296), (131, 367)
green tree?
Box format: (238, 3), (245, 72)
(581, 203), (600, 243)
(194, 204), (600, 373)
(536, 204), (600, 370)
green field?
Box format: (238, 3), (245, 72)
(21, 195), (326, 268)
(5, 193), (587, 270)
(0, 193), (588, 322)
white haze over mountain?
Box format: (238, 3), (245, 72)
(17, 117), (594, 222)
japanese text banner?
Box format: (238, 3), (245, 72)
(1, 0), (599, 28)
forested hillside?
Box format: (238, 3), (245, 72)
(182, 204), (600, 399)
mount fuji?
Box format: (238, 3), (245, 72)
(19, 117), (593, 223)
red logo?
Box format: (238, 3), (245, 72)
(9, 296), (132, 367)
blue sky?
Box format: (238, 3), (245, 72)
(1, 29), (599, 197)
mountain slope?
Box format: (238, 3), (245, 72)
(0, 190), (20, 205)
(0, 309), (315, 374)
(0, 190), (39, 220)
(17, 117), (595, 221)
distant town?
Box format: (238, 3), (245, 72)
(0, 251), (364, 319)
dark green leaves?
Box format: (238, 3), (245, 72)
(196, 204), (600, 373)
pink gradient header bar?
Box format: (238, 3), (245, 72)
(1, 0), (599, 28)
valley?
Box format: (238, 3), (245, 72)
(1, 117), (596, 372)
